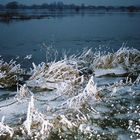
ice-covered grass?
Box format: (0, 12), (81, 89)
(92, 47), (140, 70)
(0, 47), (139, 90)
(0, 47), (140, 139)
(24, 47), (140, 95)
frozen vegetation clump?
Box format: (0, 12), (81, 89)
(61, 76), (98, 109)
(26, 46), (140, 92)
(94, 47), (140, 68)
(26, 59), (84, 94)
(0, 59), (25, 88)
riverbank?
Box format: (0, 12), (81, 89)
(0, 47), (140, 139)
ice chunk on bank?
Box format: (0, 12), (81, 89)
(94, 67), (127, 77)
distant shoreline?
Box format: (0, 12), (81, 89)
(0, 1), (140, 13)
(0, 8), (140, 22)
(0, 2), (140, 22)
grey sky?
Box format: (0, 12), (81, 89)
(0, 0), (140, 6)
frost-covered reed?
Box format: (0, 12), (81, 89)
(23, 96), (53, 138)
(61, 76), (98, 109)
(16, 84), (33, 102)
(0, 116), (14, 138)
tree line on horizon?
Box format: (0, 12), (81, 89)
(0, 1), (140, 12)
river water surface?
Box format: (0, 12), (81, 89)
(0, 11), (140, 65)
(0, 11), (140, 140)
